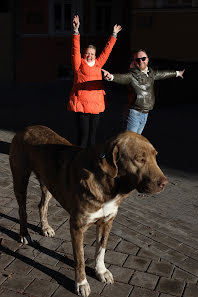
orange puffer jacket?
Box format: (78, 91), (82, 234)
(67, 34), (116, 114)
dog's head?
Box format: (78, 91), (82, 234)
(99, 131), (168, 195)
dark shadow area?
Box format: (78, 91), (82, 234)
(0, 243), (75, 291)
(0, 223), (97, 291)
(0, 141), (10, 155)
(0, 212), (41, 234)
(144, 103), (198, 173)
(0, 77), (197, 174)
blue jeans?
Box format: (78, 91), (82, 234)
(125, 108), (148, 134)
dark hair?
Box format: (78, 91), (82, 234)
(133, 49), (148, 59)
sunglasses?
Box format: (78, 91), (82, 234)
(135, 57), (147, 63)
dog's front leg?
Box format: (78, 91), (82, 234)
(95, 217), (114, 284)
(70, 220), (91, 297)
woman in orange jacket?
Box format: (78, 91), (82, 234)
(67, 15), (122, 148)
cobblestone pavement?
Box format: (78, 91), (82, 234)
(0, 127), (198, 297)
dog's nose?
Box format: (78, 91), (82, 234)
(158, 177), (168, 189)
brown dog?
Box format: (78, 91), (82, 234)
(9, 125), (167, 297)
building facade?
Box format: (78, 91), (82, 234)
(0, 0), (197, 82)
(0, 0), (130, 82)
(130, 0), (198, 61)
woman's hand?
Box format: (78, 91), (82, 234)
(73, 15), (80, 32)
(113, 24), (122, 34)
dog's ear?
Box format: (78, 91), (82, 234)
(99, 144), (119, 178)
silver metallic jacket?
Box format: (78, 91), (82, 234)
(113, 68), (177, 111)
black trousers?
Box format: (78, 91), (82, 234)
(76, 112), (101, 148)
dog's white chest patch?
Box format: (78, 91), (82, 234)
(87, 196), (120, 224)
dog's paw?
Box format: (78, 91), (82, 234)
(20, 235), (32, 245)
(42, 226), (55, 237)
(96, 269), (114, 284)
(76, 279), (91, 297)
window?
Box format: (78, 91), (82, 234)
(138, 0), (196, 8)
(49, 0), (72, 34)
(95, 0), (112, 33)
(158, 0), (194, 8)
(0, 0), (9, 12)
(27, 13), (44, 25)
(136, 15), (152, 28)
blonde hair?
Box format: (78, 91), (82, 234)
(85, 45), (96, 53)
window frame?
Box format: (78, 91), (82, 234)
(48, 0), (82, 36)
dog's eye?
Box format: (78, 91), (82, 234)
(134, 157), (146, 165)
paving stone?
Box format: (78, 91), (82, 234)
(0, 199), (11, 207)
(24, 278), (59, 297)
(7, 208), (22, 219)
(16, 245), (40, 259)
(135, 233), (154, 247)
(101, 282), (133, 297)
(115, 214), (141, 229)
(160, 293), (177, 297)
(0, 205), (11, 214)
(176, 243), (198, 259)
(129, 286), (159, 297)
(0, 289), (29, 297)
(0, 254), (15, 269)
(179, 258), (198, 276)
(183, 283), (198, 297)
(148, 261), (174, 277)
(0, 271), (7, 285)
(1, 274), (34, 293)
(4, 199), (19, 208)
(150, 242), (171, 253)
(1, 239), (21, 252)
(111, 222), (140, 244)
(51, 266), (75, 285)
(53, 224), (70, 240)
(0, 218), (16, 229)
(27, 263), (60, 280)
(5, 258), (33, 275)
(163, 249), (188, 263)
(51, 286), (77, 296)
(123, 255), (151, 271)
(157, 277), (185, 296)
(84, 230), (96, 245)
(104, 250), (128, 266)
(56, 254), (74, 270)
(172, 267), (198, 283)
(130, 271), (159, 290)
(55, 207), (70, 217)
(33, 251), (59, 266)
(48, 214), (68, 226)
(105, 234), (122, 250)
(157, 236), (182, 250)
(109, 265), (134, 283)
(115, 240), (139, 255)
(86, 275), (106, 295)
(84, 245), (95, 259)
(56, 240), (73, 255)
(27, 210), (40, 222)
(138, 248), (160, 260)
(39, 236), (63, 250)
